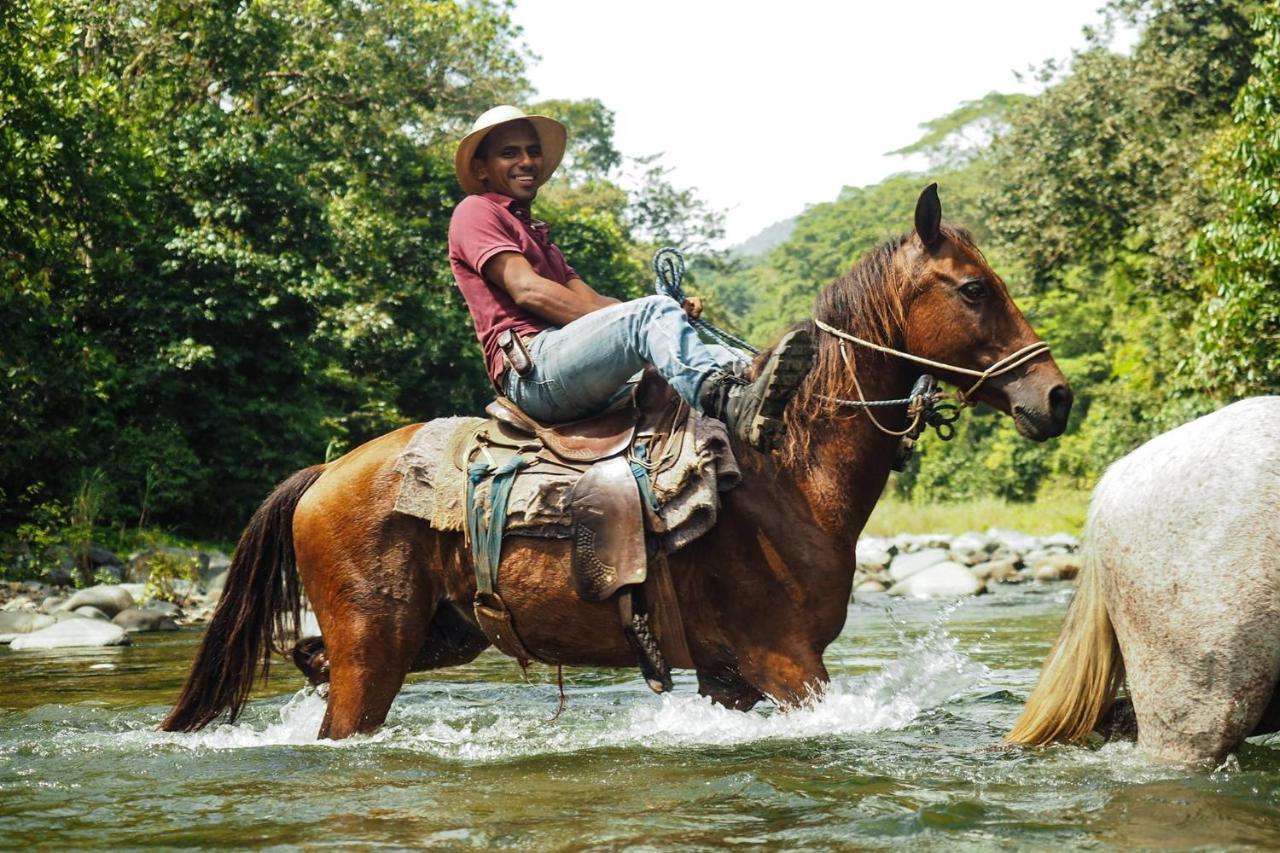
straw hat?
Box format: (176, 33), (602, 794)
(454, 105), (567, 195)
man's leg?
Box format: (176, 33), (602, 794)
(506, 294), (811, 452)
(506, 295), (734, 423)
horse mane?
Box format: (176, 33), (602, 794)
(768, 224), (978, 467)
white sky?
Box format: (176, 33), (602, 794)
(510, 0), (1134, 246)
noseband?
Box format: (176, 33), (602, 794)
(812, 318), (1052, 439)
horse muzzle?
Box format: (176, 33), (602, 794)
(1010, 380), (1072, 441)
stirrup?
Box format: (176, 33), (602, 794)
(619, 588), (671, 694)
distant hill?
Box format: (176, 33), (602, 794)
(729, 215), (797, 259)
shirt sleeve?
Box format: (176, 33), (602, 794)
(448, 196), (522, 276)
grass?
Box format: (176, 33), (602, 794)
(863, 490), (1092, 537)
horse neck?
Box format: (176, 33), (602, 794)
(789, 349), (916, 555)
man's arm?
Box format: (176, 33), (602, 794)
(566, 277), (620, 310)
(483, 251), (605, 326)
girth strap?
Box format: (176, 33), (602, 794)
(467, 454), (531, 596)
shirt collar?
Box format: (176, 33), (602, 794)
(478, 191), (550, 237)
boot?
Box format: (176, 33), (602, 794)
(698, 328), (813, 452)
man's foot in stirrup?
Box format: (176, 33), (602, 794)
(699, 328), (813, 452)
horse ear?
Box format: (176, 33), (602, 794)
(915, 182), (942, 251)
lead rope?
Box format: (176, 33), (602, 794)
(653, 247), (758, 357)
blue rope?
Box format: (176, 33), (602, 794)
(629, 445), (661, 511)
(652, 247), (758, 357)
(467, 455), (531, 595)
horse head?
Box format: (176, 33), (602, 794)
(801, 184), (1072, 449)
(902, 184), (1072, 440)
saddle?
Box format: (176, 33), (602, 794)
(461, 371), (695, 689)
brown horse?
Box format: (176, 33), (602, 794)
(162, 185), (1072, 740)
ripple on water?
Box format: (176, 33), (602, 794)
(3, 591), (1279, 850)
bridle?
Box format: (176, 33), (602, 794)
(812, 317), (1052, 439)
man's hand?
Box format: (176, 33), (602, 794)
(682, 296), (704, 320)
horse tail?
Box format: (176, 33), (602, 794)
(1005, 541), (1124, 745)
(160, 465), (326, 732)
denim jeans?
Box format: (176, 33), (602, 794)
(503, 294), (743, 423)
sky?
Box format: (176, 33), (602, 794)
(509, 0), (1135, 246)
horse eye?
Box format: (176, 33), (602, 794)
(960, 280), (988, 300)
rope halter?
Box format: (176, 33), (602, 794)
(812, 317), (1052, 438)
(813, 318), (1051, 404)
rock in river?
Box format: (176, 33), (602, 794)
(887, 561), (986, 599)
(112, 608), (179, 633)
(888, 548), (950, 582)
(0, 611), (56, 643)
(60, 585), (135, 619)
(10, 617), (130, 649)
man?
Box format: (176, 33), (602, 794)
(448, 105), (812, 451)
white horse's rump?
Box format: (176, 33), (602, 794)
(1009, 396), (1280, 764)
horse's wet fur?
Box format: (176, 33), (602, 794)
(160, 186), (1073, 740)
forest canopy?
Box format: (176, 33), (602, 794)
(1, 0), (1277, 551)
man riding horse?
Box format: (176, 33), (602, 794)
(448, 105), (813, 453)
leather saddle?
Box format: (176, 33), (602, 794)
(463, 372), (692, 680)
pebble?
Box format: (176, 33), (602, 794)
(853, 528), (1081, 601)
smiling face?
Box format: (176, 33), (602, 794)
(470, 119), (543, 203)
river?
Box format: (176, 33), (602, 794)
(2, 585), (1278, 849)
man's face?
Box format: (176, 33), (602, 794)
(471, 120), (543, 203)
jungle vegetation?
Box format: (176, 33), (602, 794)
(1, 0), (1276, 561)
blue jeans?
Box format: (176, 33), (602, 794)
(503, 295), (743, 423)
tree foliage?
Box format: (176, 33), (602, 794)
(1, 0), (718, 539)
(705, 0), (1274, 502)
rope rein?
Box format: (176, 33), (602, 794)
(653, 247), (758, 357)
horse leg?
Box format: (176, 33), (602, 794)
(696, 668), (764, 711)
(292, 425), (447, 740)
(695, 645), (829, 710)
(319, 606), (430, 739)
(735, 647), (830, 707)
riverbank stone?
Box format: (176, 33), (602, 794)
(888, 561), (986, 598)
(855, 539), (893, 572)
(10, 617), (130, 649)
(60, 585), (135, 619)
(74, 605), (111, 621)
(1032, 553), (1084, 581)
(971, 559), (1021, 583)
(113, 608), (180, 633)
(206, 570), (228, 598)
(889, 548), (950, 582)
(0, 611), (57, 642)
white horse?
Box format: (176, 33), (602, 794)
(1008, 396), (1280, 764)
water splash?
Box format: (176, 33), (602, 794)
(133, 618), (989, 762)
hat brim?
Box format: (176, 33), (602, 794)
(455, 114), (567, 196)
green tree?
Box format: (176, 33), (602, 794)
(1188, 2), (1280, 398)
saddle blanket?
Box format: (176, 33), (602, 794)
(392, 413), (742, 553)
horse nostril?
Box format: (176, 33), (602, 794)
(1049, 384), (1073, 421)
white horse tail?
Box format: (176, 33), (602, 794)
(1005, 543), (1124, 745)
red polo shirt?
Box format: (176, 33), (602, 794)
(448, 192), (578, 384)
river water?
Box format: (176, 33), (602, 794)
(2, 585), (1278, 849)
